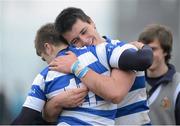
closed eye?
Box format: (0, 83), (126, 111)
(81, 29), (87, 35)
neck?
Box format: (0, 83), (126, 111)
(54, 44), (68, 56)
(147, 63), (168, 78)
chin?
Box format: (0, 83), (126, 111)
(148, 65), (156, 71)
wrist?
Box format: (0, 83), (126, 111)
(71, 60), (89, 79)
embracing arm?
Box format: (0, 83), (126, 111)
(43, 87), (88, 122)
(49, 51), (135, 103)
(81, 68), (135, 103)
(43, 99), (62, 123)
(12, 107), (49, 125)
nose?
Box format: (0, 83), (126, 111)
(79, 34), (89, 43)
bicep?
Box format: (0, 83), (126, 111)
(110, 69), (136, 102)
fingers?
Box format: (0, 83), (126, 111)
(49, 61), (58, 71)
(69, 93), (86, 107)
(65, 88), (87, 107)
(66, 51), (76, 56)
(72, 87), (88, 94)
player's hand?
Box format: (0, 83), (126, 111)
(52, 86), (88, 108)
(49, 51), (78, 73)
(130, 41), (144, 49)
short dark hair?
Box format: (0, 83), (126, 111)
(55, 7), (91, 34)
(34, 23), (68, 56)
(138, 24), (173, 64)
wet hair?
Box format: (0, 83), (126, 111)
(138, 24), (173, 64)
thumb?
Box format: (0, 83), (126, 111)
(65, 51), (73, 55)
(66, 51), (76, 56)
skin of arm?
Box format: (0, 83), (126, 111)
(43, 86), (88, 122)
(81, 68), (135, 103)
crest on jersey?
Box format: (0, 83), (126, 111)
(161, 96), (171, 109)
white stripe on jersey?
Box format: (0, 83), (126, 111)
(46, 88), (64, 99)
(109, 44), (138, 68)
(115, 110), (150, 125)
(117, 88), (147, 108)
(60, 110), (115, 125)
(148, 85), (162, 106)
(101, 71), (110, 76)
(96, 42), (110, 70)
(46, 78), (78, 99)
(111, 39), (121, 45)
(32, 74), (45, 90)
(88, 91), (97, 105)
(57, 122), (70, 126)
(78, 51), (97, 67)
(136, 71), (145, 77)
(81, 100), (117, 110)
(23, 96), (45, 112)
(46, 71), (66, 82)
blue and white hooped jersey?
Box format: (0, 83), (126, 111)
(23, 36), (150, 125)
(104, 37), (150, 125)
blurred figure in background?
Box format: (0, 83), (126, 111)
(138, 24), (180, 125)
(0, 86), (12, 124)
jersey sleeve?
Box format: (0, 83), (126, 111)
(106, 41), (138, 68)
(106, 41), (153, 71)
(23, 73), (46, 112)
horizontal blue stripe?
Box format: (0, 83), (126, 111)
(64, 106), (116, 120)
(69, 46), (91, 57)
(70, 46), (108, 74)
(105, 36), (126, 47)
(130, 76), (145, 91)
(58, 116), (92, 125)
(106, 42), (134, 65)
(116, 100), (149, 118)
(44, 74), (75, 94)
(88, 61), (108, 74)
(28, 85), (46, 100)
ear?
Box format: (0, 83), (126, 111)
(163, 51), (167, 57)
(44, 43), (53, 56)
(89, 19), (96, 29)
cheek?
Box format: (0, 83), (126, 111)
(153, 52), (163, 63)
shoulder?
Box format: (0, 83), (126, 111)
(173, 72), (180, 83)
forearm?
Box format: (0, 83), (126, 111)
(81, 69), (135, 103)
(43, 88), (87, 122)
(43, 98), (63, 123)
